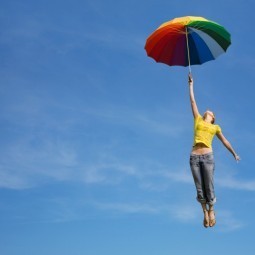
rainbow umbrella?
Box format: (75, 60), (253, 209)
(145, 16), (231, 72)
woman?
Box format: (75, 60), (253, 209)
(188, 74), (240, 228)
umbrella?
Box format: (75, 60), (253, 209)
(144, 16), (231, 73)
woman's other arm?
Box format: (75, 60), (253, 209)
(216, 132), (240, 162)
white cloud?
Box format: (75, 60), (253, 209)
(93, 201), (200, 222)
(81, 162), (138, 184)
(2, 139), (255, 194)
(164, 169), (193, 184)
(218, 177), (255, 191)
(93, 201), (244, 231)
(0, 138), (78, 189)
(0, 90), (254, 193)
(80, 106), (188, 138)
(94, 202), (160, 214)
(216, 210), (244, 232)
(0, 168), (31, 189)
(169, 204), (199, 222)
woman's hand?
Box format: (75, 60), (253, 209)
(188, 73), (193, 86)
(234, 154), (241, 163)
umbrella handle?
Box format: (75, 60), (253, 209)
(185, 27), (192, 74)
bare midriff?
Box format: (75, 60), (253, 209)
(191, 142), (213, 155)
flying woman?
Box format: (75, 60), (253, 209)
(188, 74), (240, 228)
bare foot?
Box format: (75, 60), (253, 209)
(203, 210), (209, 228)
(208, 209), (216, 227)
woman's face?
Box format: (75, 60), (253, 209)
(203, 110), (215, 123)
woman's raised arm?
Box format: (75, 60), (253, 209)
(188, 74), (200, 118)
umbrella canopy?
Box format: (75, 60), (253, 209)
(145, 16), (231, 70)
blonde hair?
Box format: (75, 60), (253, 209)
(211, 114), (215, 124)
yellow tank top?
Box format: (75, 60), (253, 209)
(193, 115), (221, 148)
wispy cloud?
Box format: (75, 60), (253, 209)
(80, 106), (188, 138)
(93, 200), (244, 231)
(21, 195), (244, 232)
(94, 202), (160, 214)
(169, 204), (199, 222)
(81, 162), (138, 184)
(217, 210), (244, 232)
(92, 200), (244, 231)
(218, 176), (255, 191)
(163, 169), (193, 184)
(0, 87), (254, 194)
(0, 167), (31, 189)
(2, 136), (255, 193)
(0, 137), (78, 189)
(93, 200), (201, 223)
(0, 7), (145, 56)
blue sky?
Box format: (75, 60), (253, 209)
(1, 0), (255, 254)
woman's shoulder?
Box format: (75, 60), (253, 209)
(194, 114), (202, 120)
(213, 123), (222, 133)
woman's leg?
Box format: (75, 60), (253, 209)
(190, 155), (209, 227)
(202, 153), (216, 227)
(190, 155), (207, 204)
(202, 153), (216, 206)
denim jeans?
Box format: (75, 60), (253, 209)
(189, 152), (216, 205)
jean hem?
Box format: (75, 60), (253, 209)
(197, 197), (216, 205)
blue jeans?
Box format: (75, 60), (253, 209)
(189, 152), (216, 205)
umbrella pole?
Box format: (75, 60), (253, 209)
(185, 27), (191, 74)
